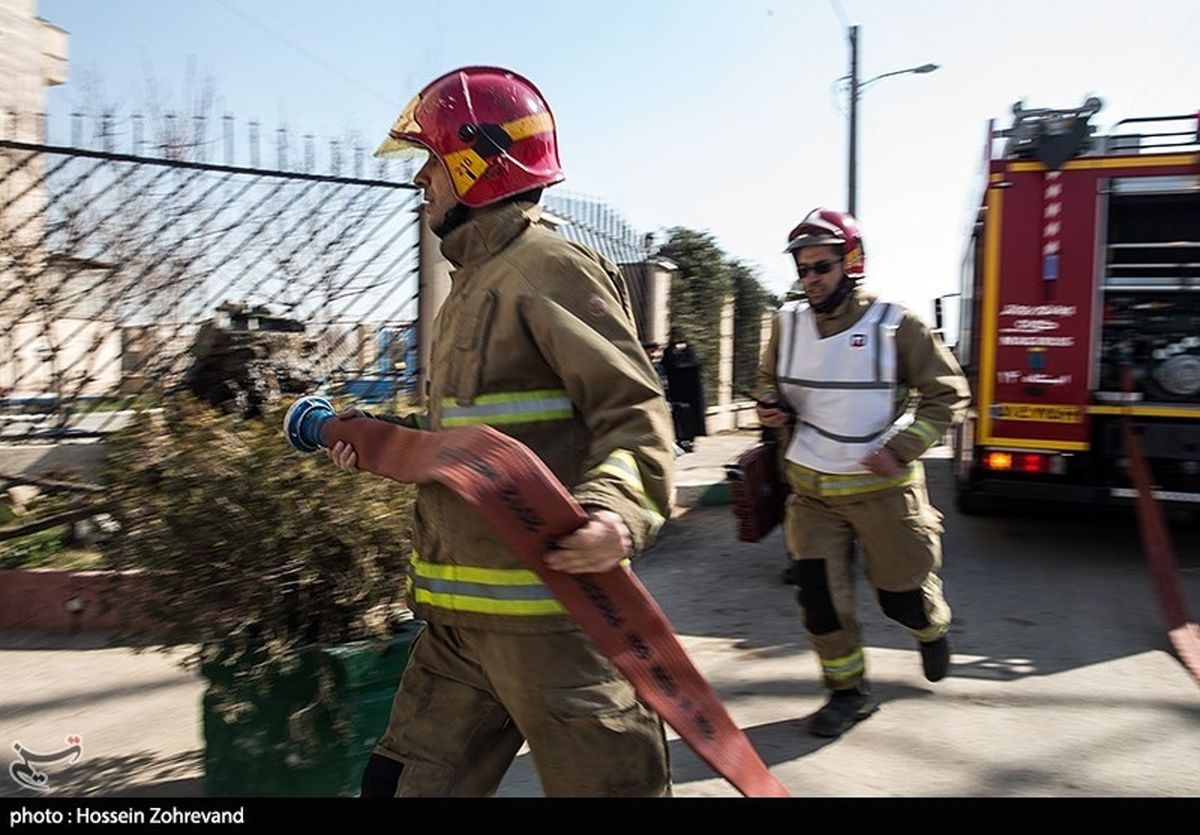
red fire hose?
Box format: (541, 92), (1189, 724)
(302, 409), (789, 797)
(1120, 367), (1200, 687)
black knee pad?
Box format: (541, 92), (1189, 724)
(877, 588), (931, 630)
(359, 753), (405, 797)
(792, 560), (841, 635)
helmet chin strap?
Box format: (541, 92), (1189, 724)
(811, 276), (854, 314)
(432, 202), (471, 238)
(432, 189), (545, 239)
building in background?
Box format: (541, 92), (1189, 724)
(1, 2), (123, 404)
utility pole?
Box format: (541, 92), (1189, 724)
(847, 24), (859, 216)
(842, 26), (937, 217)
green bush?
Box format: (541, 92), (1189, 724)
(660, 228), (732, 398)
(658, 229), (776, 400)
(0, 492), (92, 569)
(100, 396), (414, 661)
(0, 525), (68, 569)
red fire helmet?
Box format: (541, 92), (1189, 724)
(784, 207), (867, 280)
(375, 66), (564, 208)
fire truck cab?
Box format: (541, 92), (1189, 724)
(952, 97), (1200, 512)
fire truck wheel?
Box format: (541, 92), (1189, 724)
(951, 428), (989, 515)
(954, 480), (989, 516)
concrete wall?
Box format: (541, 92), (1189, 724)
(701, 303), (771, 434)
(0, 1), (84, 398)
(0, 0), (67, 250)
(0, 1), (68, 125)
(0, 440), (109, 481)
(0, 317), (122, 397)
(0, 569), (160, 635)
(618, 257), (674, 346)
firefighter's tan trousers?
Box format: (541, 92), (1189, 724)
(783, 472), (951, 691)
(372, 622), (671, 797)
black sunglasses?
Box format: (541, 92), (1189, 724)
(795, 260), (840, 279)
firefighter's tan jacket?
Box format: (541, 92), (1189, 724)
(400, 201), (675, 633)
(756, 286), (968, 503)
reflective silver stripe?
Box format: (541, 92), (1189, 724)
(588, 449), (667, 533)
(874, 304), (892, 382)
(798, 420), (886, 444)
(907, 419), (942, 446)
(441, 390), (573, 426)
(821, 649), (865, 679)
(1111, 487), (1200, 503)
(785, 306), (800, 381)
(408, 551), (568, 616)
(443, 398), (571, 418)
(413, 576), (559, 601)
(781, 377), (892, 390)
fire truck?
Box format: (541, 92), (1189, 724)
(950, 97), (1200, 512)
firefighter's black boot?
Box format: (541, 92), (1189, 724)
(807, 684), (878, 738)
(780, 561), (802, 585)
(919, 636), (951, 682)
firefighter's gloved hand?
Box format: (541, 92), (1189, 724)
(326, 408), (365, 473)
(858, 446), (902, 477)
(755, 395), (793, 429)
(544, 510), (631, 574)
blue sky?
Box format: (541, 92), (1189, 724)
(37, 0), (1200, 321)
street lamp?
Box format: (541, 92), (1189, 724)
(843, 25), (939, 216)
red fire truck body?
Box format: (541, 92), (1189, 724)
(953, 99), (1200, 511)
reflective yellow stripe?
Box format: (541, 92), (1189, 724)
(786, 461), (918, 497)
(411, 556), (545, 586)
(409, 551), (568, 616)
(441, 389), (573, 427)
(1008, 153), (1197, 172)
(444, 411), (572, 427)
(503, 111), (555, 142)
(466, 389), (570, 406)
(915, 623), (949, 642)
(984, 437), (1089, 452)
(978, 182), (1003, 444)
(416, 552), (632, 577)
(442, 146), (491, 197)
(437, 113), (555, 198)
(906, 419), (942, 446)
(410, 587), (567, 616)
(588, 449), (667, 534)
(1087, 404), (1200, 418)
(821, 649), (865, 681)
(820, 469), (917, 497)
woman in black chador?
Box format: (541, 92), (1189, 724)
(661, 327), (707, 452)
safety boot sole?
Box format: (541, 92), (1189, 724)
(807, 694), (880, 738)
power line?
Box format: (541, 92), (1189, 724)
(1123, 4), (1200, 115)
(213, 0), (397, 107)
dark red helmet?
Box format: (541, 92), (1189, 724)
(784, 207), (867, 280)
(375, 66), (564, 207)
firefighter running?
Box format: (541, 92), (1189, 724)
(329, 66), (676, 796)
(756, 208), (970, 737)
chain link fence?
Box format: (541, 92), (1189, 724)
(0, 115), (671, 442)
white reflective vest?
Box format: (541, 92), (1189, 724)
(776, 299), (909, 474)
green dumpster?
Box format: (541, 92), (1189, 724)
(202, 619), (422, 797)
